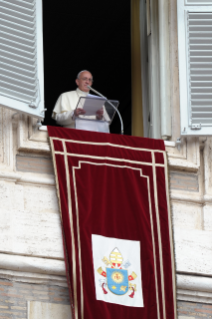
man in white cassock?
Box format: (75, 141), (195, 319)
(52, 70), (107, 128)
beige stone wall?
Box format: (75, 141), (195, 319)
(165, 0), (212, 311)
(0, 1), (212, 311)
(28, 301), (71, 319)
(0, 106), (211, 304)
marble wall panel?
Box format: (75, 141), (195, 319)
(172, 201), (202, 230)
(0, 181), (63, 259)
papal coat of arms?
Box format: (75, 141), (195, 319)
(97, 247), (137, 298)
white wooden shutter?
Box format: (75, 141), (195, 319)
(178, 0), (212, 135)
(0, 0), (44, 119)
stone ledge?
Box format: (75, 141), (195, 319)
(0, 269), (67, 287)
(168, 157), (199, 172)
(171, 191), (202, 204)
(0, 253), (65, 277)
(1, 254), (212, 304)
(171, 191), (212, 205)
(0, 171), (55, 186)
(177, 274), (212, 304)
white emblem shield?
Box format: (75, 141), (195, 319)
(92, 234), (144, 307)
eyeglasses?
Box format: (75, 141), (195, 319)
(81, 77), (93, 83)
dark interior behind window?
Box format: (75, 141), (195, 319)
(42, 0), (131, 135)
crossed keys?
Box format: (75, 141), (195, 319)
(129, 283), (137, 291)
(119, 284), (137, 292)
(102, 256), (113, 266)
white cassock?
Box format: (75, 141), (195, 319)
(52, 88), (110, 128)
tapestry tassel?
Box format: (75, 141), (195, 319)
(129, 287), (135, 298)
(102, 283), (108, 294)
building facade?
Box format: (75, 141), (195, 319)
(0, 0), (212, 318)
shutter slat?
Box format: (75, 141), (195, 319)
(0, 56), (36, 73)
(192, 99), (212, 104)
(0, 30), (34, 46)
(1, 0), (35, 10)
(0, 6), (35, 23)
(191, 90), (212, 94)
(0, 87), (34, 103)
(192, 106), (212, 111)
(192, 119), (212, 124)
(191, 81), (212, 84)
(0, 48), (35, 64)
(0, 17), (35, 33)
(191, 93), (212, 96)
(0, 0), (37, 104)
(191, 97), (212, 100)
(188, 13), (212, 18)
(0, 78), (36, 95)
(0, 1), (34, 15)
(0, 67), (36, 85)
(22, 0), (35, 4)
(0, 24), (35, 41)
(0, 62), (36, 77)
(186, 1), (212, 4)
(193, 112), (212, 115)
(0, 37), (35, 53)
(0, 43), (35, 58)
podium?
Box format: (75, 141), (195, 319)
(74, 96), (119, 133)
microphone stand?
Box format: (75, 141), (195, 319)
(87, 85), (124, 135)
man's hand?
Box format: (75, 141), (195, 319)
(96, 107), (104, 120)
(74, 108), (86, 117)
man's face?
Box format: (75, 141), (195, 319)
(76, 71), (93, 92)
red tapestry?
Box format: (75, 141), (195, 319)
(48, 126), (176, 319)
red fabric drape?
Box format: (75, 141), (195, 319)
(48, 127), (176, 319)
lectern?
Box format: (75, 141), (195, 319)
(74, 96), (119, 133)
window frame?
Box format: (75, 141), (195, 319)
(0, 0), (45, 120)
(178, 0), (212, 136)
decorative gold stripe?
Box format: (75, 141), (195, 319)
(63, 140), (78, 319)
(49, 137), (75, 316)
(72, 167), (84, 319)
(72, 161), (160, 315)
(51, 137), (165, 154)
(152, 152), (166, 319)
(146, 175), (160, 319)
(49, 138), (63, 222)
(164, 152), (177, 319)
(54, 151), (166, 168)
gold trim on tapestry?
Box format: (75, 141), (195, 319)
(72, 167), (84, 319)
(146, 176), (160, 319)
(54, 151), (166, 168)
(49, 137), (75, 315)
(50, 137), (165, 153)
(63, 140), (78, 319)
(72, 161), (160, 317)
(152, 152), (166, 319)
(164, 152), (177, 319)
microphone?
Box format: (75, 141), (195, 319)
(87, 85), (124, 135)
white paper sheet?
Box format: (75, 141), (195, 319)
(76, 96), (106, 116)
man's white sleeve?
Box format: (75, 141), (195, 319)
(55, 110), (75, 126)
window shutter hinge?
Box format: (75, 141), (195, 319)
(29, 79), (41, 109)
(191, 124), (201, 130)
